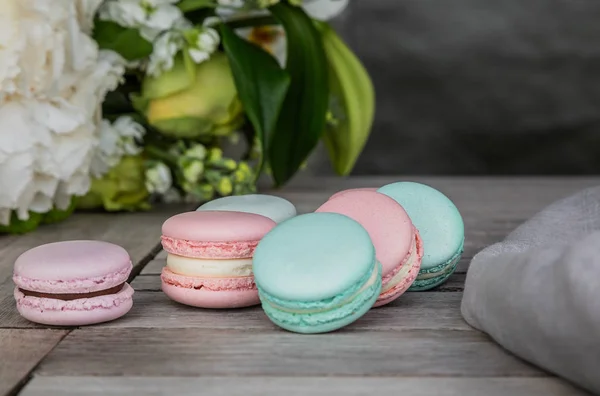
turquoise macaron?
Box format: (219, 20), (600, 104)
(377, 182), (464, 291)
(253, 213), (382, 334)
(196, 194), (296, 224)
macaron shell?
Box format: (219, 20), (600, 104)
(13, 240), (132, 293)
(161, 211), (276, 243)
(197, 194), (297, 223)
(373, 230), (423, 307)
(377, 182), (464, 270)
(328, 187), (377, 201)
(161, 268), (259, 308)
(409, 248), (462, 291)
(316, 190), (414, 280)
(162, 282), (260, 309)
(253, 213), (376, 302)
(14, 284), (134, 326)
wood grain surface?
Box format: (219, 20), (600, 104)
(20, 377), (592, 396)
(1, 177), (597, 396)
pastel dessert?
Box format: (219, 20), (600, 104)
(160, 211), (276, 308)
(329, 187), (377, 201)
(378, 181), (464, 291)
(316, 190), (422, 306)
(253, 212), (382, 333)
(13, 240), (134, 326)
(197, 194), (296, 223)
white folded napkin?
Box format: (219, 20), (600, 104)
(462, 186), (600, 394)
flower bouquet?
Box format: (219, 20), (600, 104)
(0, 0), (374, 234)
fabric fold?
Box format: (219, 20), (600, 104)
(462, 186), (600, 394)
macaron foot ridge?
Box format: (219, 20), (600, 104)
(260, 263), (382, 333)
(374, 230), (423, 307)
(161, 236), (259, 259)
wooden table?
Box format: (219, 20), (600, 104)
(0, 177), (597, 396)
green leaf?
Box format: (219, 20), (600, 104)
(269, 3), (329, 186)
(220, 24), (290, 177)
(93, 20), (153, 61)
(178, 0), (216, 12)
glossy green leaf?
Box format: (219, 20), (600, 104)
(92, 20), (153, 61)
(220, 24), (290, 176)
(178, 0), (216, 12)
(269, 3), (329, 186)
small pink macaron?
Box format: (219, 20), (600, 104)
(316, 190), (423, 307)
(160, 211), (276, 309)
(13, 240), (134, 326)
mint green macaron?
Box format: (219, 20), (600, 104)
(253, 213), (382, 334)
(377, 182), (464, 291)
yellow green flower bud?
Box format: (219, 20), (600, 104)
(182, 160), (205, 183)
(216, 177), (233, 196)
(78, 156), (150, 212)
(142, 52), (244, 138)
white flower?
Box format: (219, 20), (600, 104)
(147, 30), (184, 76)
(187, 27), (220, 63)
(145, 162), (173, 194)
(0, 0), (126, 225)
(98, 0), (184, 42)
(90, 116), (145, 177)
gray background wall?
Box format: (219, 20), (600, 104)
(312, 0), (600, 175)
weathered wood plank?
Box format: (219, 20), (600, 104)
(37, 328), (544, 377)
(94, 290), (470, 330)
(139, 258), (165, 275)
(0, 205), (189, 329)
(0, 329), (67, 396)
(20, 376), (591, 396)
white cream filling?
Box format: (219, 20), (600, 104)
(166, 254), (253, 277)
(267, 265), (379, 314)
(381, 238), (418, 293)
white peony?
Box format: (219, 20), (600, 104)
(98, 0), (184, 42)
(0, 0), (126, 225)
(90, 116), (146, 178)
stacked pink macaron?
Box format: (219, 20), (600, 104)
(160, 211), (276, 309)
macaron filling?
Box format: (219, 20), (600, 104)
(166, 254), (253, 277)
(18, 283), (126, 300)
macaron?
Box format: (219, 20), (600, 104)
(377, 181), (464, 291)
(329, 187), (377, 201)
(253, 212), (382, 334)
(13, 240), (134, 326)
(160, 211), (276, 308)
(196, 194), (296, 223)
(316, 190), (422, 306)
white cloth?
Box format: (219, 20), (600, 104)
(461, 186), (600, 394)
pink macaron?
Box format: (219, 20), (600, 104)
(316, 190), (423, 307)
(160, 211), (276, 309)
(329, 187), (377, 201)
(13, 240), (134, 326)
